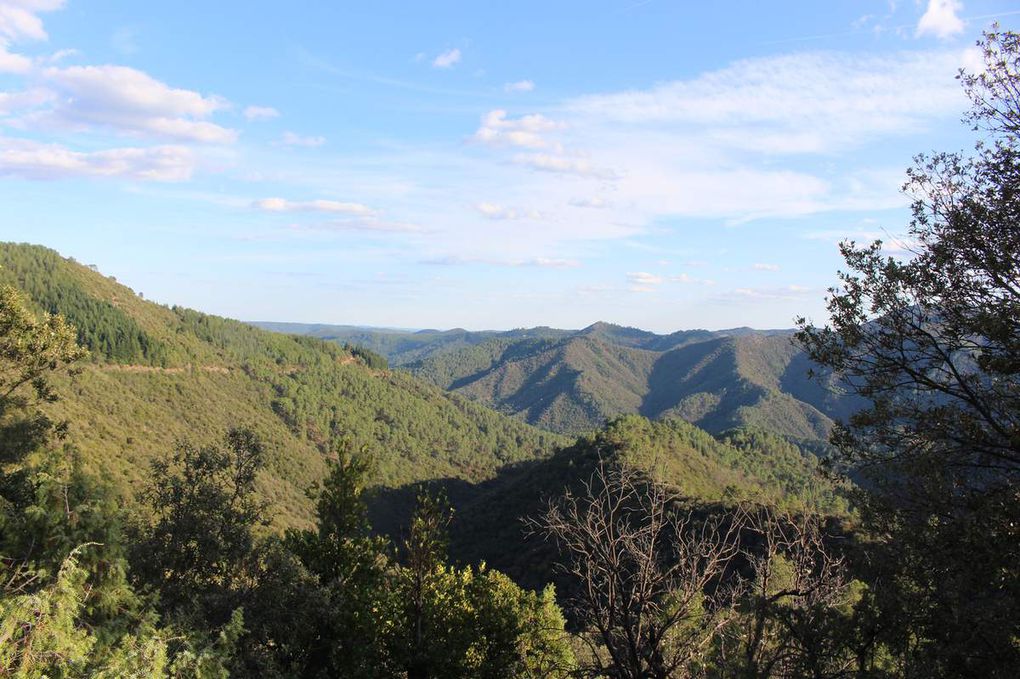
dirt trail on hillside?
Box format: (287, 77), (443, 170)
(98, 364), (231, 374)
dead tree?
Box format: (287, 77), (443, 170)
(717, 509), (854, 679)
(533, 460), (745, 679)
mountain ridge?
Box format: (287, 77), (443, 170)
(255, 320), (857, 440)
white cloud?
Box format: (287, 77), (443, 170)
(309, 217), (420, 233)
(0, 0), (63, 73)
(254, 197), (374, 215)
(243, 105), (279, 121)
(422, 254), (579, 268)
(280, 131), (326, 147)
(475, 201), (541, 220)
(670, 273), (715, 285)
(0, 1), (62, 42)
(916, 0), (964, 39)
(624, 271), (665, 287)
(472, 109), (565, 150)
(0, 86), (52, 114)
(752, 262), (780, 271)
(728, 285), (814, 301)
(528, 257), (579, 268)
(41, 65), (236, 143)
(432, 48), (461, 69)
(0, 137), (194, 181)
(512, 152), (615, 178)
(504, 79), (535, 93)
(569, 196), (609, 208)
(565, 49), (967, 154)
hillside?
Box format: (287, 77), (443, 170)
(0, 243), (564, 528)
(258, 320), (857, 440)
(252, 318), (852, 438)
(407, 328), (859, 439)
(369, 414), (850, 592)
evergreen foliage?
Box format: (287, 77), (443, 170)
(797, 28), (1020, 677)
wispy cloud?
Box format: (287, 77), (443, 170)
(111, 25), (139, 55)
(569, 196), (610, 209)
(512, 152), (615, 178)
(253, 197), (374, 215)
(432, 47), (461, 69)
(726, 285), (813, 301)
(0, 87), (53, 115)
(243, 105), (280, 121)
(670, 273), (715, 285)
(504, 79), (535, 93)
(627, 271), (663, 292)
(280, 131), (326, 147)
(752, 262), (780, 271)
(565, 49), (967, 154)
(292, 217), (422, 234)
(0, 137), (194, 181)
(422, 254), (579, 268)
(475, 202), (541, 220)
(472, 109), (565, 150)
(803, 229), (920, 257)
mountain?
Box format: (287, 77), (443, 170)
(250, 321), (574, 366)
(253, 321), (853, 441)
(404, 325), (859, 440)
(0, 243), (564, 529)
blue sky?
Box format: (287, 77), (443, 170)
(1, 0), (1017, 331)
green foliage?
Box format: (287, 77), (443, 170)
(385, 491), (573, 678)
(0, 246), (167, 365)
(130, 428), (268, 627)
(797, 28), (1020, 677)
(0, 544), (170, 678)
(0, 242), (563, 532)
(404, 327), (851, 441)
(0, 283), (85, 469)
(342, 342), (389, 370)
(388, 562), (574, 679)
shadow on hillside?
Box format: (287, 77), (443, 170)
(366, 454), (578, 594)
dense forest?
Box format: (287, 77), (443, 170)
(257, 319), (852, 442)
(0, 27), (1017, 679)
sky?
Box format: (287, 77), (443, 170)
(0, 0), (1017, 332)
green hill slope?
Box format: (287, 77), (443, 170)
(0, 243), (564, 528)
(406, 329), (857, 439)
(260, 320), (858, 441)
(369, 414), (849, 592)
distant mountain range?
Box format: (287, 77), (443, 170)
(254, 320), (861, 442)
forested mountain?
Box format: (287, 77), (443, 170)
(251, 321), (574, 366)
(257, 320), (858, 440)
(0, 243), (564, 528)
(409, 326), (863, 439)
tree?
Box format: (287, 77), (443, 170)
(0, 284), (85, 513)
(714, 510), (860, 679)
(131, 427), (268, 628)
(796, 27), (1020, 677)
(535, 461), (744, 679)
(286, 440), (395, 678)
